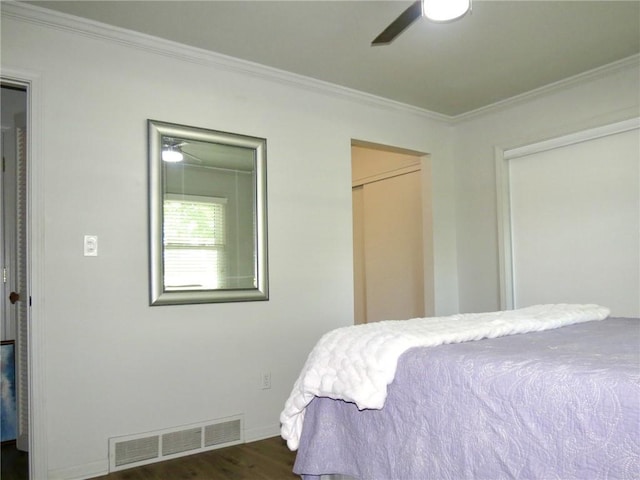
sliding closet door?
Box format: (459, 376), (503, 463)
(509, 127), (639, 317)
(352, 145), (428, 324)
(362, 171), (424, 323)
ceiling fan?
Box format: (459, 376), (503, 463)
(162, 138), (205, 164)
(162, 138), (187, 162)
(372, 0), (472, 46)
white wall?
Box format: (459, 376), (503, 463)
(5, 5), (637, 477)
(1, 5), (455, 478)
(452, 60), (640, 313)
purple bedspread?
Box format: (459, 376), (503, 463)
(294, 318), (640, 480)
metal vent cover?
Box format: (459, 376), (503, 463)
(162, 427), (202, 456)
(204, 418), (241, 447)
(114, 435), (159, 467)
(109, 415), (244, 472)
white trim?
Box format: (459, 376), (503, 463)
(47, 460), (107, 480)
(0, 67), (48, 480)
(495, 117), (640, 310)
(3, 2), (638, 124)
(494, 147), (513, 311)
(504, 117), (640, 160)
(455, 55), (640, 123)
(1, 1), (449, 123)
(243, 423), (281, 443)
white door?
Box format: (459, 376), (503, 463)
(509, 127), (640, 317)
(1, 83), (29, 453)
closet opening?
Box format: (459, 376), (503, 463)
(351, 141), (434, 324)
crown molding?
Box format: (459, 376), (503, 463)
(453, 54), (640, 123)
(4, 2), (636, 125)
(1, 1), (452, 123)
(503, 116), (640, 161)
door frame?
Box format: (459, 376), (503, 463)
(2, 67), (48, 479)
(2, 82), (27, 451)
(494, 117), (640, 311)
(351, 141), (435, 323)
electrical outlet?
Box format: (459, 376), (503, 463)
(261, 371), (271, 390)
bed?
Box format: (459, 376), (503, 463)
(280, 305), (640, 480)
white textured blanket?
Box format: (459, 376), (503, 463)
(280, 304), (610, 450)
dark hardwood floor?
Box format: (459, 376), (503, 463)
(1, 442), (28, 480)
(1, 436), (299, 480)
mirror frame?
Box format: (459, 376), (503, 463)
(148, 119), (268, 305)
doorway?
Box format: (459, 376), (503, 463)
(1, 82), (29, 480)
(351, 142), (434, 324)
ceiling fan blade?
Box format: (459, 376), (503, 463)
(372, 0), (422, 46)
(182, 150), (204, 163)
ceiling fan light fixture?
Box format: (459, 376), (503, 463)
(162, 147), (184, 162)
(422, 0), (471, 23)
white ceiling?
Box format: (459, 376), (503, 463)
(26, 0), (640, 116)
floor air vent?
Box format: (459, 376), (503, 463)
(114, 435), (159, 467)
(205, 418), (241, 447)
(109, 415), (243, 472)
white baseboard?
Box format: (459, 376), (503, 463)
(46, 424), (282, 480)
(244, 423), (281, 443)
(48, 459), (108, 480)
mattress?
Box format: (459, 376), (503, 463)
(293, 318), (640, 480)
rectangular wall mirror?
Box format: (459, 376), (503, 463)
(148, 120), (268, 305)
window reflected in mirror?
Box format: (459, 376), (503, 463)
(148, 120), (268, 305)
(163, 194), (227, 290)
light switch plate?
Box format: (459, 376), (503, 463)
(84, 235), (98, 256)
